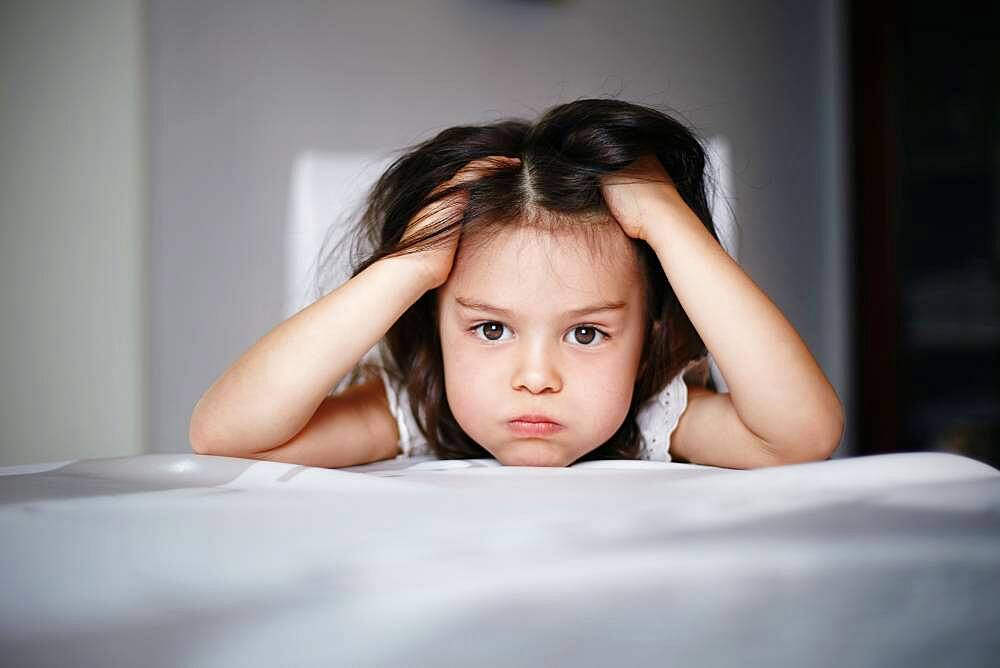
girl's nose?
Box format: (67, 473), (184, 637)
(511, 340), (563, 394)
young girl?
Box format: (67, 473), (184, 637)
(189, 98), (844, 469)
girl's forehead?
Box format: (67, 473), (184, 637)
(446, 223), (643, 301)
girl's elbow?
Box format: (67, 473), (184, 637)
(189, 418), (218, 455)
(189, 409), (234, 456)
(778, 403), (845, 464)
(809, 400), (845, 461)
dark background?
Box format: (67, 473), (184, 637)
(850, 0), (1000, 467)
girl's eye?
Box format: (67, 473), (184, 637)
(564, 326), (608, 346)
(472, 322), (512, 342)
(470, 322), (609, 346)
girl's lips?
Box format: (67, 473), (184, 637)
(509, 414), (560, 424)
(507, 418), (564, 437)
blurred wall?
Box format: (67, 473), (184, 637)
(0, 0), (148, 466)
(151, 1), (852, 456)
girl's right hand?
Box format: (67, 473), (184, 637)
(397, 155), (521, 289)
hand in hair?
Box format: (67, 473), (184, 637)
(599, 154), (688, 242)
(398, 155), (521, 289)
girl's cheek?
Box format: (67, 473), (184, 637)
(444, 333), (478, 368)
(442, 343), (499, 440)
(442, 335), (491, 390)
(450, 350), (507, 407)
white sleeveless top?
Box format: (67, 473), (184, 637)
(372, 349), (701, 462)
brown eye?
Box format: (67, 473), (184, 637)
(564, 325), (608, 346)
(476, 322), (508, 341)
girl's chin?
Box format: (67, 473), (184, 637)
(490, 438), (581, 468)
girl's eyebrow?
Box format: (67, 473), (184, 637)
(454, 296), (627, 318)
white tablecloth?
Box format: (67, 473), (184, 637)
(1, 452), (998, 667)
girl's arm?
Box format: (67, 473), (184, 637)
(602, 156), (844, 468)
(188, 255), (433, 461)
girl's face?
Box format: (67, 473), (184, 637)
(437, 223), (647, 466)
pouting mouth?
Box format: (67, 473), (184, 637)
(509, 415), (561, 425)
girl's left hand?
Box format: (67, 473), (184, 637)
(599, 154), (692, 242)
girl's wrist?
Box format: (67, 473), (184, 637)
(377, 253), (442, 294)
(642, 202), (707, 256)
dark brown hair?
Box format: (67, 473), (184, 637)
(318, 98), (722, 462)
